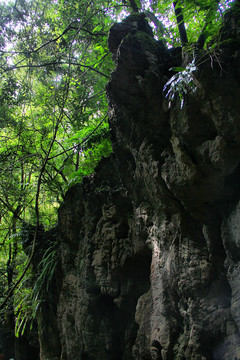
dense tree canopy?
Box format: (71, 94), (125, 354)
(0, 0), (236, 338)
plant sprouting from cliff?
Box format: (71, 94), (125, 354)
(14, 241), (58, 337)
(163, 59), (200, 108)
(32, 242), (58, 301)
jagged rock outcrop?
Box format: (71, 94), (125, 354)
(39, 8), (240, 360)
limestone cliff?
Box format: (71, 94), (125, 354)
(39, 8), (240, 360)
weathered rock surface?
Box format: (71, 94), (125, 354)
(39, 8), (240, 360)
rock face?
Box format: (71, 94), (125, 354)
(39, 9), (240, 360)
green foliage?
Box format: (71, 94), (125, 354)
(164, 60), (198, 108)
(14, 241), (58, 337)
(14, 288), (37, 338)
(147, 0), (234, 46)
(33, 242), (58, 300)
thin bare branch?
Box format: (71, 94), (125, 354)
(4, 61), (109, 78)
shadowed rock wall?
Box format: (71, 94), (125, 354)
(39, 8), (240, 360)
